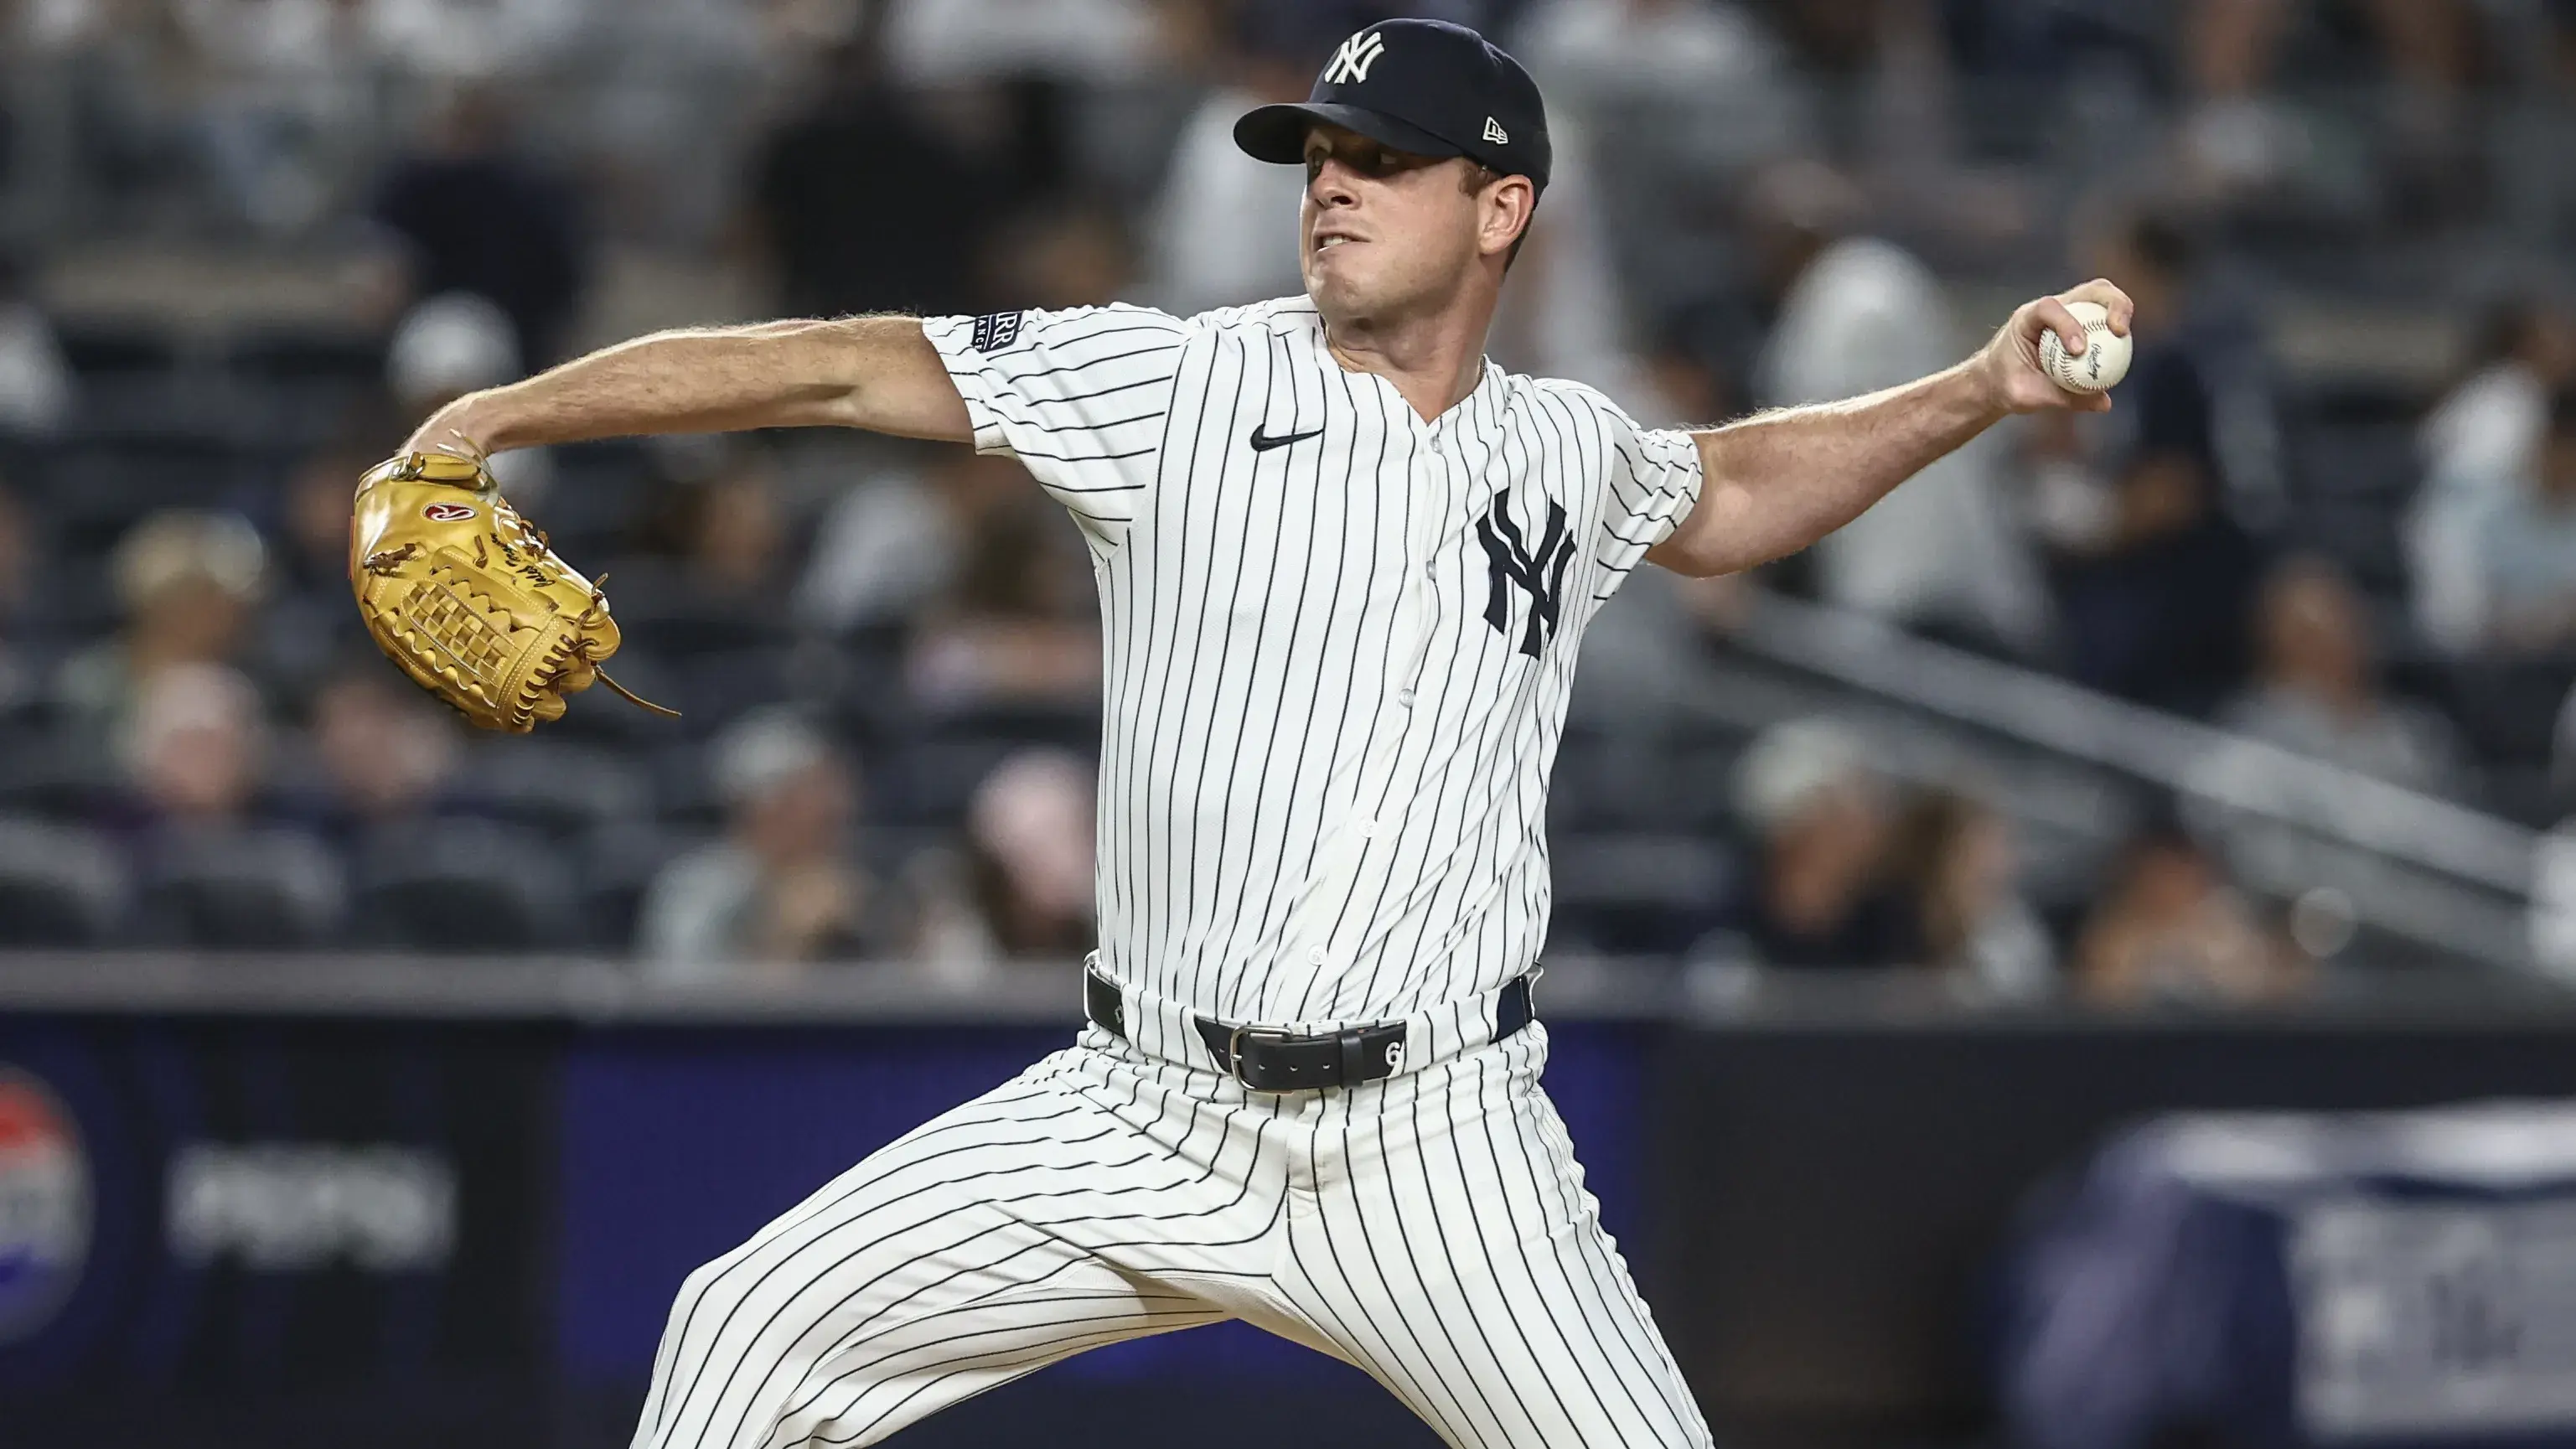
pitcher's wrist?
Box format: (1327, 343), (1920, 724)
(406, 395), (498, 461)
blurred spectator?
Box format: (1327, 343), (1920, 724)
(385, 291), (551, 499)
(1726, 717), (1915, 969)
(2171, 0), (2487, 221)
(116, 660), (343, 944)
(983, 196), (1133, 313)
(626, 442), (798, 618)
(118, 660), (268, 825)
(1884, 788), (2054, 998)
(912, 746), (1096, 969)
(388, 289), (520, 404)
(289, 665), (462, 846)
(362, 0), (588, 82)
(881, 0), (1165, 85)
(1482, 114), (1666, 407)
(57, 510), (266, 741)
(2035, 211), (2265, 714)
(2221, 555), (2461, 792)
(2422, 298), (2576, 491)
(0, 479), (43, 712)
(369, 85), (588, 366)
(169, 0), (373, 235)
(2073, 813), (2303, 1006)
(1522, 0), (1789, 101)
(1515, 0), (1806, 172)
(1641, 294), (1758, 424)
(905, 498), (1101, 712)
(1144, 4), (1326, 316)
(799, 448), (1027, 634)
(2421, 387), (2576, 657)
(0, 250), (71, 435)
(262, 432), (392, 700)
(1761, 0), (2031, 251)
(745, 29), (1002, 319)
(639, 708), (883, 970)
(1750, 159), (2044, 651)
(2410, 299), (2576, 650)
(548, 0), (768, 246)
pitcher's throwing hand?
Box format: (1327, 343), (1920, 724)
(1981, 279), (2138, 414)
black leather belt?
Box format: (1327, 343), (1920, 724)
(1083, 965), (1534, 1093)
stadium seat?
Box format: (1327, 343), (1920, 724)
(350, 818), (579, 951)
(0, 736), (125, 823)
(872, 733), (1052, 828)
(65, 375), (246, 447)
(224, 327), (383, 384)
(1546, 831), (1735, 956)
(2444, 659), (2576, 770)
(910, 701), (1101, 753)
(654, 649), (801, 731)
(0, 816), (129, 946)
(646, 737), (724, 828)
(54, 322), (177, 378)
(458, 739), (654, 842)
(136, 825), (345, 948)
(530, 649), (692, 744)
(618, 608), (794, 661)
(578, 822), (704, 950)
(1551, 727), (1741, 833)
(43, 441), (255, 554)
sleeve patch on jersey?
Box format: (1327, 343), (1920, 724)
(970, 310), (1027, 353)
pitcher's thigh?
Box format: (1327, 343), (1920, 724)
(633, 1059), (1227, 1449)
(1285, 1052), (1712, 1449)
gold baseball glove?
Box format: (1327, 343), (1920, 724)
(349, 451), (674, 732)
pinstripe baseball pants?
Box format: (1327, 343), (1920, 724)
(632, 1021), (1712, 1449)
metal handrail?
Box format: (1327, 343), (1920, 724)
(1731, 592), (2538, 898)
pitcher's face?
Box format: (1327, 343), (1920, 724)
(1299, 125), (1489, 326)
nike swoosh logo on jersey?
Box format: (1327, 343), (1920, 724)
(1249, 424), (1324, 452)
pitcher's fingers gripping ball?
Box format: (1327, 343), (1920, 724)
(348, 451), (675, 732)
(2036, 298), (2132, 395)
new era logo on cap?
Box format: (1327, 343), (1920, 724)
(1324, 29), (1386, 85)
(1482, 116), (1508, 144)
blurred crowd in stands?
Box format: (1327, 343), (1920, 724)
(0, 0), (2573, 1000)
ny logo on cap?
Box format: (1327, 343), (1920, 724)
(1482, 116), (1508, 144)
(1324, 29), (1387, 84)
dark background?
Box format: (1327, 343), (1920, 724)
(9, 991), (2576, 1448)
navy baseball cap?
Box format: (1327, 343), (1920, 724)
(1234, 18), (1552, 194)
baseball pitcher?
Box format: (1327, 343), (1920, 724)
(354, 18), (2129, 1447)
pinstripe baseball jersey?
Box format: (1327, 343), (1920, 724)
(920, 297), (1704, 1028)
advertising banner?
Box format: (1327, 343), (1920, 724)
(0, 1006), (1653, 1448)
(0, 1017), (556, 1448)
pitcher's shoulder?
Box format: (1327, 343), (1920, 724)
(1183, 296), (1327, 340)
(1521, 373), (1627, 420)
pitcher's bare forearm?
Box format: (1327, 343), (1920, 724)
(1653, 361), (2004, 577)
(402, 316), (971, 458)
(1648, 279), (2135, 579)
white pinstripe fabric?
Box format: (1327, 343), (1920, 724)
(921, 298), (1702, 1029)
(629, 297), (1716, 1448)
(631, 1030), (1711, 1449)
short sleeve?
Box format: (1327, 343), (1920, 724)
(921, 304), (1192, 548)
(1587, 393), (1704, 599)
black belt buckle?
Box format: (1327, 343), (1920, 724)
(1212, 1020), (1406, 1093)
(1223, 1024), (1308, 1093)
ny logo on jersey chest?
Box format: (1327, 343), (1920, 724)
(1476, 495), (1574, 658)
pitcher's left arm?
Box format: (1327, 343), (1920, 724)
(1648, 279), (2132, 579)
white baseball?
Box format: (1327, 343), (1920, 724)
(2036, 299), (2130, 395)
